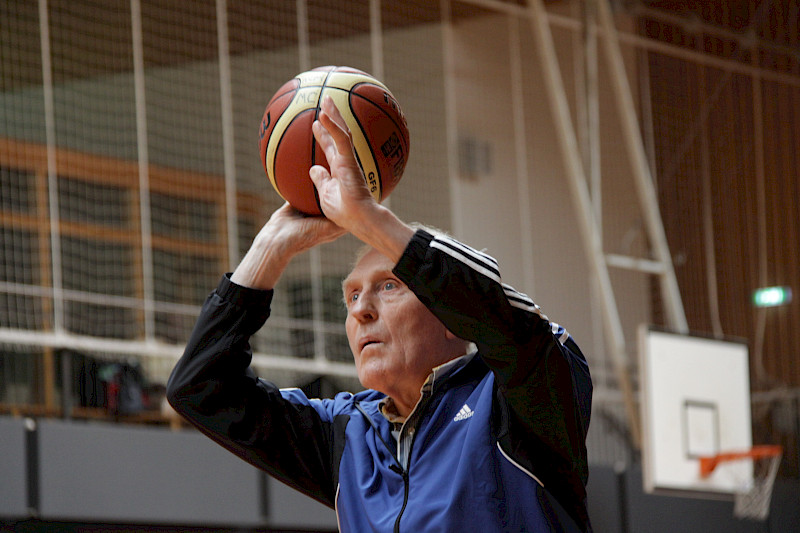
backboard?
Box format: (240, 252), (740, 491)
(639, 327), (753, 498)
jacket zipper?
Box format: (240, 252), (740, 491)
(350, 360), (475, 531)
(355, 402), (412, 532)
(390, 464), (410, 533)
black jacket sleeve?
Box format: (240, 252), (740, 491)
(165, 274), (338, 507)
(393, 229), (593, 530)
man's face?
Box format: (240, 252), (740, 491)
(342, 249), (462, 403)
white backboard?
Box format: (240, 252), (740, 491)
(639, 327), (753, 497)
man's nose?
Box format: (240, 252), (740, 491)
(351, 291), (377, 322)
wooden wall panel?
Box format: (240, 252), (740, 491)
(645, 18), (800, 388)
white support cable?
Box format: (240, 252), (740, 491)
(440, 0), (465, 238)
(576, 0), (608, 390)
(309, 249), (328, 363)
(524, 0), (642, 449)
(38, 0), (63, 334)
(752, 46), (770, 387)
(570, 1), (601, 218)
(572, 1), (588, 198)
(216, 0), (239, 271)
(582, 0), (601, 224)
(369, 0), (384, 82)
(635, 27), (659, 187)
(595, 0), (688, 335)
(130, 0), (155, 341)
(697, 67), (724, 339)
(296, 0), (311, 71)
(294, 0), (327, 363)
(508, 15), (535, 297)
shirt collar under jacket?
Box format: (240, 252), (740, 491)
(378, 349), (477, 424)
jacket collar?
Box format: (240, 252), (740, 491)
(379, 349), (479, 423)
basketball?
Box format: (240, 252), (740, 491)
(258, 66), (410, 216)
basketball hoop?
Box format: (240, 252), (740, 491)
(698, 445), (783, 520)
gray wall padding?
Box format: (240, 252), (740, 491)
(0, 416), (29, 518)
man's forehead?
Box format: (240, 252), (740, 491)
(342, 249), (395, 287)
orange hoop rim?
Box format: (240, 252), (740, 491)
(698, 445), (783, 478)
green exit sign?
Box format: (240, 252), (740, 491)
(753, 286), (792, 307)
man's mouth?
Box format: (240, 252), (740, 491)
(359, 339), (380, 352)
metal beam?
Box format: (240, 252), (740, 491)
(525, 0), (642, 449)
(596, 0), (689, 335)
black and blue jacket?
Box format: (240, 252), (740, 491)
(167, 229), (593, 531)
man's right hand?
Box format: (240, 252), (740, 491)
(231, 202), (345, 290)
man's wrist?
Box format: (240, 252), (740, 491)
(347, 204), (414, 263)
(231, 231), (292, 290)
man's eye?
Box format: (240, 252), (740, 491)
(382, 281), (397, 291)
(349, 292), (359, 303)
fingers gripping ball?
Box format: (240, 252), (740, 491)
(258, 66), (410, 216)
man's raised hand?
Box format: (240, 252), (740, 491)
(310, 95), (379, 231)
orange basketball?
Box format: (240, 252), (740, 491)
(258, 66), (410, 216)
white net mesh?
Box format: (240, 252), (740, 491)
(0, 0), (461, 411)
(1, 4), (796, 485)
(733, 450), (782, 520)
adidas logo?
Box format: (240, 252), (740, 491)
(453, 404), (474, 422)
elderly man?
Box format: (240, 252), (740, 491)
(167, 96), (592, 532)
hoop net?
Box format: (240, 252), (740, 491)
(698, 445), (783, 520)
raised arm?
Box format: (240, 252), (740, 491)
(167, 196), (345, 505)
(394, 228), (592, 528)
